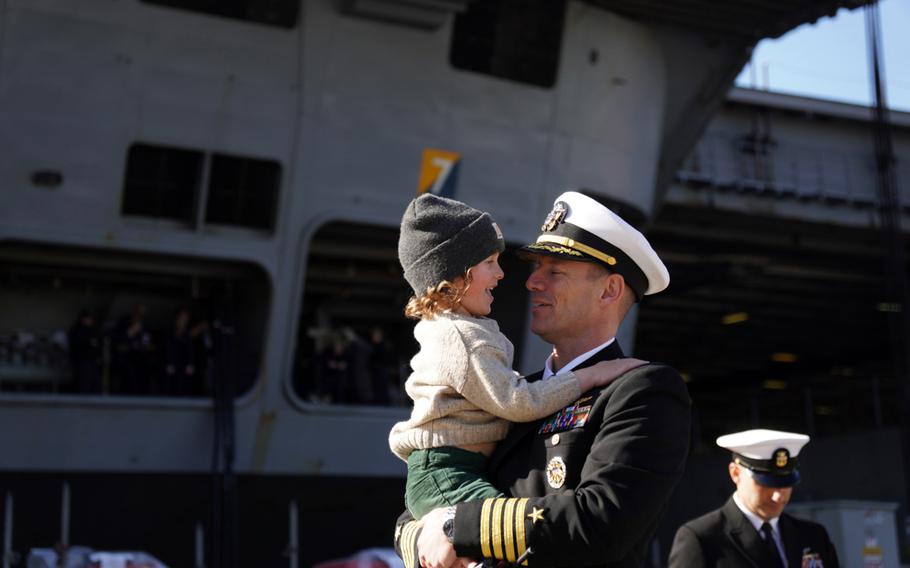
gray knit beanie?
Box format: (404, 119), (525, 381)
(398, 193), (505, 296)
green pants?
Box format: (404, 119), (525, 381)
(405, 447), (504, 519)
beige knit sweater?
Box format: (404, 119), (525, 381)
(388, 312), (582, 461)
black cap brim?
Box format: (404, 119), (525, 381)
(752, 469), (801, 488)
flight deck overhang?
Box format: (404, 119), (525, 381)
(728, 87), (910, 128)
(600, 0), (880, 217)
(584, 0), (874, 39)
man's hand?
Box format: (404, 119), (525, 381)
(417, 507), (457, 568)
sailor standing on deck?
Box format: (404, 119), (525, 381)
(669, 429), (840, 568)
(395, 191), (692, 568)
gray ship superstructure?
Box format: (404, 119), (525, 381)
(0, 1), (879, 565)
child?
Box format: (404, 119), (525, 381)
(389, 193), (643, 519)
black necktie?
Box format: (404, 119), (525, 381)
(760, 522), (785, 568)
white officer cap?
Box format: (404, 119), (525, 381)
(717, 429), (810, 487)
(518, 191), (670, 299)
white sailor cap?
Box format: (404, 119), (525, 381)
(717, 429), (810, 488)
(518, 191), (670, 299)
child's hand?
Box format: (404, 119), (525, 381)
(574, 358), (648, 391)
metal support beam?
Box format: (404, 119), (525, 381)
(865, 0), (910, 522)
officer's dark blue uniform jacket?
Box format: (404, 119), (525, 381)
(396, 341), (692, 568)
(668, 497), (840, 568)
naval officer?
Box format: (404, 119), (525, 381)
(395, 191), (692, 568)
(668, 429), (840, 568)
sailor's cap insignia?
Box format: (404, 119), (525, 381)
(541, 201), (568, 232)
(546, 456), (567, 489)
(774, 448), (789, 469)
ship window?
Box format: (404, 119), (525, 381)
(292, 221), (529, 407)
(205, 154), (281, 230)
(141, 0), (299, 28)
(122, 143), (282, 232)
(122, 144), (203, 224)
(449, 0), (566, 88)
(0, 243), (269, 399)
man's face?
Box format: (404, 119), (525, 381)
(730, 463), (793, 520)
(525, 255), (606, 345)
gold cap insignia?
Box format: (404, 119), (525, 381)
(541, 201), (568, 232)
(546, 456), (567, 489)
(775, 449), (789, 468)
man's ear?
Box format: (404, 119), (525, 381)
(729, 462), (740, 484)
(600, 273), (625, 304)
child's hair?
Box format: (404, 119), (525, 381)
(404, 270), (474, 319)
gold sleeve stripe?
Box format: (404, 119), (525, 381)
(409, 521), (422, 568)
(399, 524), (408, 568)
(491, 498), (506, 560)
(400, 524), (410, 568)
(480, 498), (494, 559)
(503, 498), (517, 562)
(515, 498), (530, 566)
(401, 521), (419, 568)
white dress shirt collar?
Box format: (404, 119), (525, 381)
(541, 338), (616, 380)
(732, 492), (780, 532)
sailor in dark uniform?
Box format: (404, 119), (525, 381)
(395, 191), (692, 568)
(669, 429), (840, 568)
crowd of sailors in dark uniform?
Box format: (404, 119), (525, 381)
(294, 326), (409, 406)
(1, 303), (214, 397)
(2, 303), (408, 404)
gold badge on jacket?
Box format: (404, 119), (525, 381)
(546, 456), (567, 489)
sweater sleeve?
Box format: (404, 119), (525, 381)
(457, 342), (582, 422)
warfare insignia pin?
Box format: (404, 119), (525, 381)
(775, 448), (789, 468)
(527, 507), (545, 524)
(546, 456), (567, 489)
(541, 201), (568, 232)
(801, 549), (823, 568)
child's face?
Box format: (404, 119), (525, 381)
(456, 252), (504, 317)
